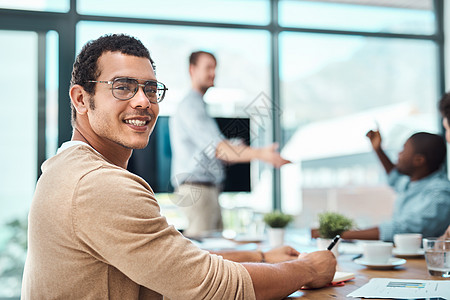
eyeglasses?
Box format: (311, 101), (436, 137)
(88, 77), (168, 103)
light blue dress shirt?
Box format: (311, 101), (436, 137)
(169, 90), (225, 188)
(379, 168), (450, 241)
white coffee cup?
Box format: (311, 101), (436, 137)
(394, 233), (422, 254)
(362, 241), (393, 264)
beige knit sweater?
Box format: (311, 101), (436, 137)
(21, 144), (255, 299)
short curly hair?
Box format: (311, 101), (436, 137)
(409, 132), (446, 173)
(70, 34), (155, 126)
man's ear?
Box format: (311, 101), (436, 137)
(188, 64), (195, 78)
(70, 84), (89, 115)
(413, 153), (426, 167)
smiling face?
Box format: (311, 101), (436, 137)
(75, 51), (159, 152)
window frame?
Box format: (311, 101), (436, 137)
(0, 0), (444, 210)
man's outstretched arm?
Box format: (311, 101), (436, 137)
(366, 130), (394, 174)
(311, 227), (380, 240)
(340, 227), (380, 240)
(216, 140), (291, 168)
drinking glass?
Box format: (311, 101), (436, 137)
(423, 238), (450, 277)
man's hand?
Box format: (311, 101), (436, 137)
(264, 246), (300, 263)
(366, 130), (382, 150)
(259, 143), (291, 168)
(366, 129), (394, 174)
(242, 249), (336, 299)
(439, 225), (450, 240)
(298, 250), (336, 289)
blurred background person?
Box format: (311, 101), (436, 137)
(313, 130), (450, 241)
(170, 51), (290, 237)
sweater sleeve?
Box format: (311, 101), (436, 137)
(72, 166), (255, 300)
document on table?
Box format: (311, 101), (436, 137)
(347, 278), (450, 299)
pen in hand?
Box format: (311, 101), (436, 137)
(327, 235), (341, 251)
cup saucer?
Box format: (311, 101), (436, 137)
(392, 248), (425, 257)
(354, 257), (406, 269)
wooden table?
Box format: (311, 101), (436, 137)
(288, 253), (448, 299)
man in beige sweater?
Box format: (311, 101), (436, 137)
(21, 34), (336, 299)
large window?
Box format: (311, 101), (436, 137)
(77, 21), (274, 230)
(0, 0), (69, 12)
(279, 0), (435, 34)
(0, 30), (38, 297)
(77, 0), (270, 25)
(0, 29), (59, 298)
(77, 21), (271, 116)
(279, 26), (439, 228)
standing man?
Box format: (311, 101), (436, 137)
(315, 130), (450, 241)
(22, 34), (335, 299)
(170, 51), (290, 237)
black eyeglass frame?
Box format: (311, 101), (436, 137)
(87, 77), (168, 104)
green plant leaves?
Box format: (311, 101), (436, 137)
(263, 211), (293, 228)
(318, 212), (354, 239)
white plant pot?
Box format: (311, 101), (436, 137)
(317, 237), (340, 257)
(268, 227), (285, 248)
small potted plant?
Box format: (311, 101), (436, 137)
(316, 212), (354, 256)
(263, 210), (294, 247)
